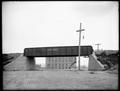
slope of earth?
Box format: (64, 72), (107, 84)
(3, 54), (30, 71)
(3, 53), (22, 66)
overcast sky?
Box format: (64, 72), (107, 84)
(2, 1), (118, 53)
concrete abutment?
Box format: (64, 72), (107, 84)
(26, 57), (36, 70)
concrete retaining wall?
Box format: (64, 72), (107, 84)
(88, 52), (104, 71)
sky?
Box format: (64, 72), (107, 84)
(2, 1), (119, 53)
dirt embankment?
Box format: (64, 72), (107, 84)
(3, 53), (22, 66)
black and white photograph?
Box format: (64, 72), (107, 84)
(2, 1), (118, 90)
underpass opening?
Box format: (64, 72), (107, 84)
(35, 57), (46, 70)
(76, 56), (89, 71)
(28, 56), (90, 71)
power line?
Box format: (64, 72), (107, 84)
(76, 23), (85, 70)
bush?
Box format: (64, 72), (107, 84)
(96, 51), (118, 70)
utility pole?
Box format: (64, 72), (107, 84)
(76, 23), (85, 70)
(95, 43), (101, 50)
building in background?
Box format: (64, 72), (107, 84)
(46, 57), (76, 69)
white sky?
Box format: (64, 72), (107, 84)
(2, 1), (119, 53)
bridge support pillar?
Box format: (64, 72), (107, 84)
(26, 57), (35, 70)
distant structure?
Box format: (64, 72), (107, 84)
(95, 43), (101, 50)
(46, 57), (76, 69)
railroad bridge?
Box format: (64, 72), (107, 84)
(24, 45), (104, 71)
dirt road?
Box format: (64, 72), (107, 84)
(3, 70), (118, 90)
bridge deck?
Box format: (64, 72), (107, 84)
(24, 46), (93, 57)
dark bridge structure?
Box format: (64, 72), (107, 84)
(24, 46), (93, 57)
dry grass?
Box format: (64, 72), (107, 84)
(3, 70), (118, 90)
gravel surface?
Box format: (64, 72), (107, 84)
(3, 70), (118, 90)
